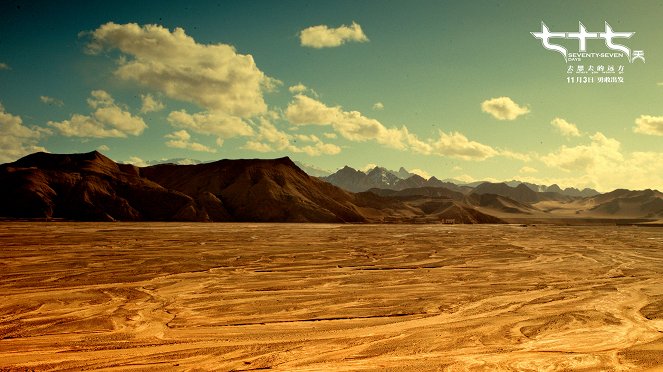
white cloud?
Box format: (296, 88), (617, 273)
(243, 116), (340, 156)
(86, 90), (114, 108)
(0, 63), (10, 70)
(409, 168), (431, 179)
(0, 104), (49, 163)
(539, 132), (663, 191)
(426, 131), (498, 161)
(87, 22), (278, 117)
(97, 144), (110, 151)
(286, 95), (340, 126)
(167, 109), (254, 145)
(140, 93), (164, 113)
(288, 83), (318, 98)
(541, 132), (622, 172)
(373, 102), (384, 110)
(288, 83), (308, 94)
(551, 117), (581, 137)
(285, 94), (409, 148)
(299, 22), (369, 48)
(498, 149), (531, 162)
(519, 166), (538, 174)
(40, 95), (64, 107)
(360, 163), (378, 172)
(165, 130), (216, 153)
(286, 94), (499, 161)
(124, 156), (147, 167)
(454, 174), (477, 183)
(173, 158), (199, 165)
(48, 90), (147, 138)
(481, 96), (530, 121)
(634, 115), (663, 136)
(323, 132), (337, 139)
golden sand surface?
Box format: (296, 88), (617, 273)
(1, 222), (663, 371)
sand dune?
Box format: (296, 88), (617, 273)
(1, 222), (663, 370)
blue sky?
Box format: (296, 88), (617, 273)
(1, 0), (663, 191)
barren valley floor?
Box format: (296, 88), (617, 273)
(1, 223), (663, 371)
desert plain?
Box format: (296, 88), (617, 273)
(1, 222), (663, 371)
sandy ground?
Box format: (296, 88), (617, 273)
(1, 223), (663, 371)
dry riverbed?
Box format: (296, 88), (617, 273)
(1, 222), (663, 371)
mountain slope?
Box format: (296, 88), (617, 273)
(0, 151), (198, 221)
(140, 157), (372, 222)
(471, 182), (540, 204)
(584, 189), (663, 218)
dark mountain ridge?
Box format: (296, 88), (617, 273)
(0, 151), (503, 223)
(2, 152), (660, 223)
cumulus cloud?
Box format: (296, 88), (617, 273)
(124, 156), (147, 167)
(243, 116), (340, 156)
(425, 131), (498, 161)
(481, 96), (530, 121)
(97, 144), (110, 151)
(0, 104), (49, 163)
(536, 132), (663, 190)
(87, 22), (278, 117)
(299, 22), (368, 48)
(360, 163), (378, 172)
(289, 83), (308, 94)
(453, 175), (472, 183)
(40, 95), (64, 107)
(634, 115), (663, 136)
(48, 90), (146, 138)
(0, 63), (10, 70)
(140, 93), (164, 113)
(498, 149), (531, 162)
(286, 95), (499, 160)
(519, 166), (538, 174)
(285, 94), (406, 148)
(409, 168), (431, 179)
(165, 130), (216, 153)
(373, 102), (384, 110)
(167, 109), (254, 146)
(288, 83), (318, 98)
(541, 132), (623, 172)
(541, 132), (622, 172)
(551, 117), (581, 137)
(86, 90), (114, 108)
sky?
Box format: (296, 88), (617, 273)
(1, 0), (663, 191)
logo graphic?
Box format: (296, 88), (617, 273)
(532, 22), (645, 84)
(532, 22), (644, 63)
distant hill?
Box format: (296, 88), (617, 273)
(323, 165), (597, 198)
(2, 152), (660, 224)
(140, 157), (375, 222)
(585, 189), (663, 218)
(366, 186), (503, 223)
(0, 151), (408, 222)
(0, 151), (197, 221)
(471, 182), (541, 204)
(0, 151), (500, 223)
(324, 165), (470, 193)
(507, 180), (600, 197)
(466, 193), (541, 215)
(369, 186), (465, 201)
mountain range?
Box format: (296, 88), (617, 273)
(0, 151), (661, 224)
(321, 165), (598, 197)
